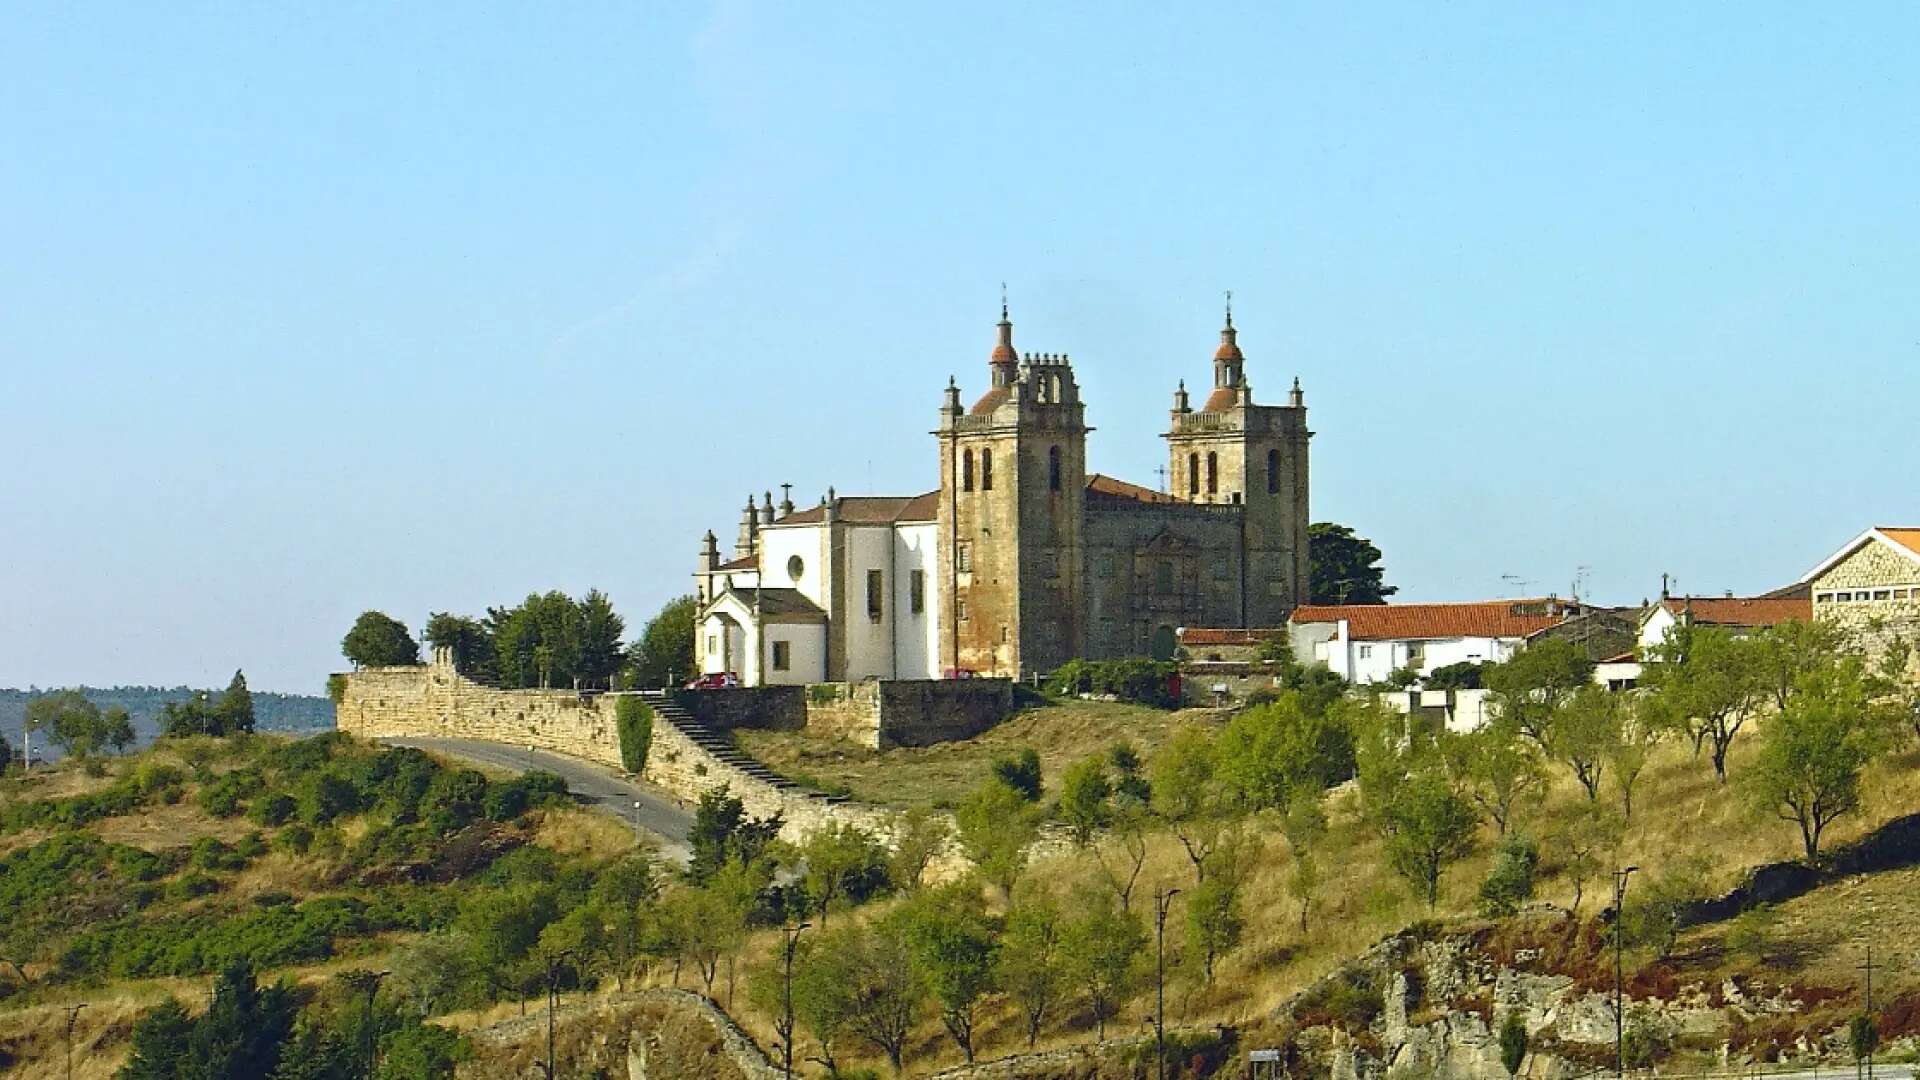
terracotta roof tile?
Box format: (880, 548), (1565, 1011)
(1659, 596), (1808, 627)
(715, 556), (755, 571)
(1200, 387), (1240, 413)
(1178, 628), (1287, 646)
(1086, 473), (1178, 504)
(971, 387), (1011, 414)
(771, 492), (940, 526)
(1289, 600), (1578, 641)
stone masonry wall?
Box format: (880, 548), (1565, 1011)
(334, 657), (898, 845)
(669, 687), (806, 732)
(1812, 541), (1920, 680)
(800, 678), (1015, 749)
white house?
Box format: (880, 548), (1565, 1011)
(1634, 593), (1808, 656)
(693, 492), (944, 686)
(1287, 599), (1584, 685)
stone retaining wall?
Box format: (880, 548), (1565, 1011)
(801, 678), (1014, 749)
(333, 656), (898, 845)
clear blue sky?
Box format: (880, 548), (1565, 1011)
(5, 3), (1917, 693)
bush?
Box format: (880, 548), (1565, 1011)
(1047, 658), (1181, 708)
(615, 697), (655, 774)
(197, 768), (264, 818)
(990, 748), (1043, 802)
(1478, 835), (1540, 917)
(250, 793), (297, 827)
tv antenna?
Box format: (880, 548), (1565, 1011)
(1572, 565), (1592, 602)
(1500, 573), (1531, 598)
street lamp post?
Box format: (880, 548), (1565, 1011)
(64, 1003), (88, 1080)
(1612, 866), (1639, 1079)
(1153, 886), (1181, 1080)
(632, 800), (644, 846)
(780, 922), (811, 1080)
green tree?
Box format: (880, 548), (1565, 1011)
(790, 935), (859, 1074)
(375, 1019), (467, 1080)
(1426, 660), (1484, 690)
(1548, 686), (1621, 800)
(687, 787), (782, 886)
(1607, 697), (1663, 821)
(1642, 623), (1763, 782)
(1308, 522), (1397, 604)
(269, 1021), (355, 1080)
(455, 885), (560, 1005)
(120, 999), (195, 1079)
(1744, 658), (1890, 860)
(956, 777), (1039, 894)
(1150, 725), (1230, 883)
(342, 611), (420, 669)
(614, 696), (654, 774)
(1063, 887), (1147, 1041)
(28, 690), (106, 758)
(1056, 754), (1113, 847)
(998, 891), (1071, 1048)
(424, 613), (495, 679)
(1441, 722), (1546, 836)
(575, 588), (626, 688)
(1752, 617), (1851, 713)
(1477, 833), (1540, 916)
(796, 822), (890, 925)
(0, 730), (12, 771)
(1216, 692), (1351, 812)
(1368, 754), (1478, 908)
(186, 959), (300, 1079)
(1485, 639), (1595, 746)
(103, 705), (137, 754)
(1280, 790), (1328, 932)
(991, 746), (1044, 801)
(1185, 833), (1257, 983)
(886, 806), (950, 893)
(626, 594), (698, 689)
(216, 670), (256, 735)
(901, 885), (998, 1062)
(838, 915), (927, 1074)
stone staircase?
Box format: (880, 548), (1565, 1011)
(637, 691), (850, 805)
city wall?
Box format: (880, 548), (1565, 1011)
(800, 678), (1014, 749)
(333, 656), (899, 844)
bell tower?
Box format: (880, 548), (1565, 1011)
(1164, 299), (1310, 625)
(936, 296), (1089, 676)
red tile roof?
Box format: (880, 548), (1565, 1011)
(1201, 386), (1240, 413)
(1086, 473), (1179, 504)
(773, 492), (939, 526)
(1658, 596), (1808, 627)
(715, 556), (755, 571)
(971, 387), (1011, 414)
(1289, 600), (1578, 641)
(1179, 628), (1287, 646)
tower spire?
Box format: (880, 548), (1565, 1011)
(1213, 294), (1244, 389)
(989, 284), (1017, 387)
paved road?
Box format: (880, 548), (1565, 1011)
(383, 737), (693, 863)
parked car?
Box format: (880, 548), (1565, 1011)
(683, 672), (741, 690)
(942, 668), (977, 680)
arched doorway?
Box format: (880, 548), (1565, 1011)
(1150, 625), (1177, 661)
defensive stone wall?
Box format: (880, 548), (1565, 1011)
(801, 678), (1014, 749)
(333, 655), (897, 845)
(668, 686), (806, 732)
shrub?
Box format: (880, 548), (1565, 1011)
(250, 793), (297, 827)
(277, 824), (315, 855)
(991, 748), (1043, 802)
(1047, 658), (1180, 708)
(615, 697), (655, 774)
(1478, 835), (1540, 917)
(197, 768), (264, 818)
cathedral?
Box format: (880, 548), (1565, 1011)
(693, 301), (1311, 684)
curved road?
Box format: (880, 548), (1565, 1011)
(383, 737), (693, 863)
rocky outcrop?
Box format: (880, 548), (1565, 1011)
(462, 988), (779, 1080)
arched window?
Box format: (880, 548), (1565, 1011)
(962, 449), (974, 492)
(1048, 445), (1062, 491)
(1267, 448), (1281, 494)
(1206, 451), (1218, 495)
(981, 448), (994, 491)
(1187, 453), (1200, 496)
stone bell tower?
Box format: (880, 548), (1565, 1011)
(936, 297), (1089, 676)
(1164, 298), (1310, 624)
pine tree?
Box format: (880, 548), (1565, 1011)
(216, 670), (256, 736)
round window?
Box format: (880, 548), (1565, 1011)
(787, 555), (805, 579)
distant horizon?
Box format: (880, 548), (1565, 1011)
(7, 4), (1916, 694)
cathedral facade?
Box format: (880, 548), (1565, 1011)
(693, 303), (1310, 684)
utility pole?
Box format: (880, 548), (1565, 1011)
(780, 922), (811, 1080)
(1153, 886), (1181, 1080)
(1858, 946), (1879, 1080)
(64, 1003), (88, 1080)
(540, 950), (575, 1080)
(1613, 866), (1639, 1078)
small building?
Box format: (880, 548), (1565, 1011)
(1634, 592), (1809, 657)
(1799, 526), (1920, 673)
(1288, 598), (1585, 685)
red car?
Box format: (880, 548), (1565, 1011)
(683, 672), (741, 690)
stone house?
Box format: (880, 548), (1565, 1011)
(1798, 526), (1920, 672)
(693, 300), (1313, 684)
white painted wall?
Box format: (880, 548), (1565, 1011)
(893, 522), (942, 679)
(1638, 606), (1679, 656)
(700, 612), (747, 678)
(840, 525), (895, 681)
(761, 625), (827, 685)
(1294, 619), (1522, 685)
(757, 524), (827, 609)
